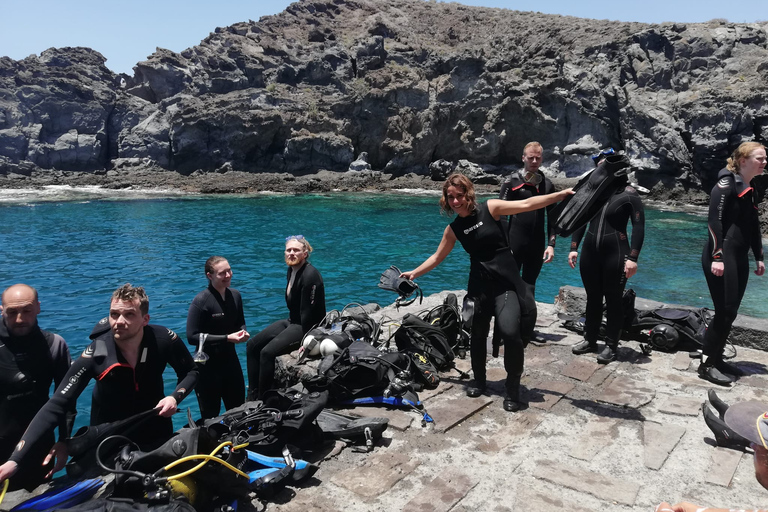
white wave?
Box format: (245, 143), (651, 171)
(389, 188), (442, 196)
(0, 185), (193, 204)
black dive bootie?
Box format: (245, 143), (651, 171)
(707, 389), (729, 419)
(701, 402), (750, 449)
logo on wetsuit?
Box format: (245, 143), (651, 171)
(82, 345), (95, 358)
(211, 313), (225, 318)
(310, 285), (316, 304)
(463, 221), (484, 235)
(60, 367), (86, 395)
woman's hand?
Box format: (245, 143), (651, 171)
(558, 188), (575, 200)
(624, 260), (638, 279)
(568, 251), (578, 269)
(711, 261), (724, 276)
(400, 271), (418, 281)
(756, 261), (765, 276)
(228, 330), (250, 343)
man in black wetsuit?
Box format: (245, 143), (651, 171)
(0, 284), (73, 491)
(0, 284), (198, 485)
(498, 142), (557, 343)
(246, 236), (325, 399)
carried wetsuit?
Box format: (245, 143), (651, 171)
(570, 185), (645, 346)
(187, 284), (247, 419)
(499, 171), (556, 341)
(450, 202), (530, 399)
(8, 325), (198, 467)
(246, 262), (325, 398)
(701, 169), (764, 362)
(0, 321), (73, 491)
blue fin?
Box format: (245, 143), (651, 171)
(11, 477), (105, 511)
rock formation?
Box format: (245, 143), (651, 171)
(1, 0), (768, 196)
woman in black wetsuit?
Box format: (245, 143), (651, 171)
(567, 169), (645, 364)
(698, 142), (766, 385)
(186, 256), (249, 418)
(246, 236), (326, 399)
(402, 174), (572, 412)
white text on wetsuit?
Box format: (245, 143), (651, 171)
(464, 221), (484, 235)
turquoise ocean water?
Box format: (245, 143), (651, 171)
(1, 188), (766, 430)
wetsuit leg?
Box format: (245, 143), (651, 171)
(702, 245), (750, 359)
(493, 290), (523, 399)
(511, 241), (542, 342)
(469, 294), (494, 386)
(579, 243), (604, 343)
(195, 355), (224, 419)
(246, 319), (290, 398)
(256, 323), (305, 397)
(196, 348), (245, 418)
(601, 233), (629, 345)
(221, 350), (246, 412)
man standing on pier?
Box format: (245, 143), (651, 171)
(498, 141), (557, 344)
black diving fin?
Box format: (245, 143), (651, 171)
(10, 477), (106, 511)
(316, 410), (389, 452)
(551, 152), (631, 237)
(378, 265), (422, 308)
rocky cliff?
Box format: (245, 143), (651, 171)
(1, 0), (768, 195)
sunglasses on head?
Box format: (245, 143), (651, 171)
(285, 235), (304, 242)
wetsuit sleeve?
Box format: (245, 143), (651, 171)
(186, 299), (227, 346)
(627, 191), (645, 262)
(166, 331), (199, 404)
(50, 335), (76, 440)
(499, 178), (511, 200)
(545, 179), (557, 247)
(236, 291), (247, 331)
(707, 179), (733, 261)
(751, 202), (765, 262)
(9, 352), (95, 464)
(299, 272), (325, 332)
(570, 224), (587, 252)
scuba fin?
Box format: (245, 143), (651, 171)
(10, 477), (106, 511)
(702, 402), (750, 450)
(316, 410), (389, 452)
(378, 265), (422, 308)
(551, 152), (631, 237)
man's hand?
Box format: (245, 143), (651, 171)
(625, 260), (638, 279)
(43, 441), (69, 477)
(155, 396), (178, 417)
(711, 261), (724, 276)
(0, 460), (18, 484)
(543, 246), (554, 264)
(756, 261), (765, 276)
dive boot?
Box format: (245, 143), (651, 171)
(702, 402), (750, 449)
(572, 339), (598, 355)
(698, 362), (733, 386)
(596, 344), (617, 364)
(466, 380), (486, 398)
(715, 359), (745, 377)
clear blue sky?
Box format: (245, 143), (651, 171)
(1, 0), (765, 75)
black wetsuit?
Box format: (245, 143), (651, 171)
(0, 321), (73, 491)
(499, 171), (557, 284)
(701, 169), (764, 361)
(246, 262), (325, 398)
(187, 284), (247, 419)
(499, 171), (557, 341)
(9, 325), (198, 467)
(450, 202), (528, 398)
(570, 185), (645, 346)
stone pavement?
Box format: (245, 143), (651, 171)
(262, 290), (768, 512)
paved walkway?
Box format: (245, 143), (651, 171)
(270, 292), (768, 512)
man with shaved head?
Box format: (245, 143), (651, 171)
(0, 284), (73, 491)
